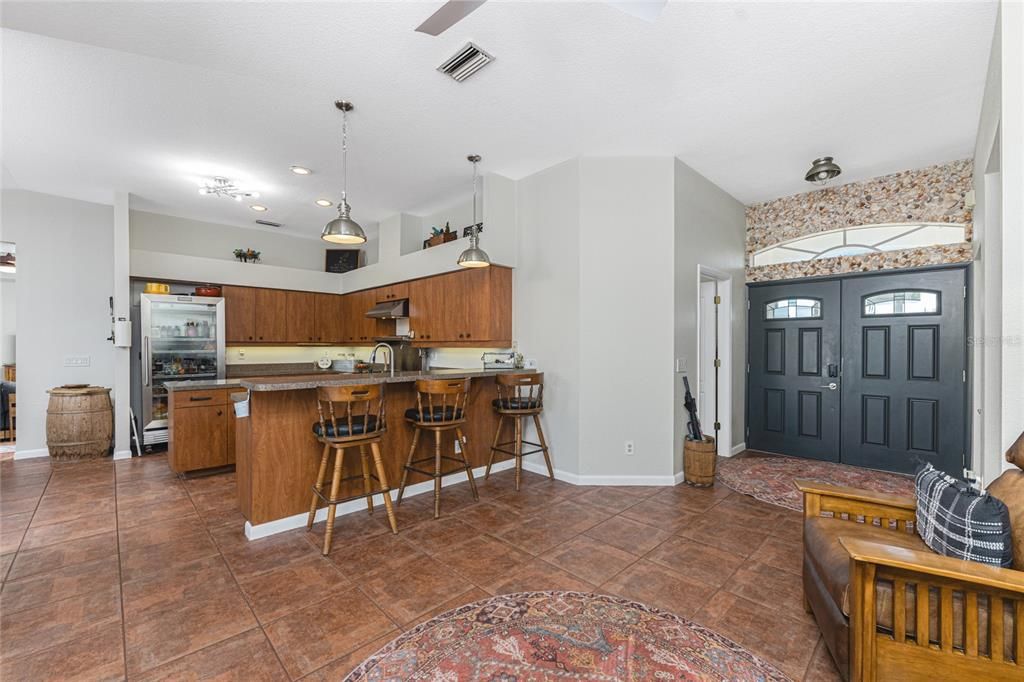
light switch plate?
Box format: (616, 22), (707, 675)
(64, 355), (91, 367)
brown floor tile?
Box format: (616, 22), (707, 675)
(600, 559), (717, 617)
(264, 587), (397, 679)
(134, 628), (287, 682)
(484, 557), (596, 596)
(710, 494), (781, 529)
(542, 534), (637, 585)
(495, 513), (579, 555)
(19, 511), (116, 551)
(402, 586), (490, 630)
(6, 531), (118, 581)
(117, 495), (200, 530)
(0, 555), (120, 614)
(803, 637), (843, 681)
(361, 556), (474, 625)
(453, 500), (524, 534)
(114, 478), (189, 508)
(221, 530), (320, 581)
(644, 536), (746, 588)
(584, 515), (671, 556)
(619, 497), (698, 533)
(546, 499), (614, 534)
(305, 511), (391, 550)
(0, 583), (122, 660)
(238, 554), (349, 624)
(0, 552), (13, 581)
(114, 455), (176, 483)
(327, 531), (429, 580)
(300, 631), (396, 681)
(651, 483), (732, 512)
(30, 489), (116, 527)
(0, 494), (41, 517)
(770, 512), (805, 543)
(676, 513), (770, 558)
(722, 560), (814, 625)
(120, 531), (221, 582)
(574, 487), (646, 513)
(189, 489), (242, 520)
(0, 622), (125, 682)
(433, 534), (533, 585)
(694, 590), (819, 679)
(181, 471), (237, 496)
(0, 517), (28, 554)
(493, 484), (567, 512)
(749, 534), (803, 576)
(399, 516), (482, 555)
(118, 513), (208, 551)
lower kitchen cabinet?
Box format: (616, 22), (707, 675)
(168, 387), (242, 473)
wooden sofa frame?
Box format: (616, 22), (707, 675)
(798, 479), (1024, 681)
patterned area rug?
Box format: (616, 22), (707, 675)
(345, 591), (790, 681)
(716, 454), (915, 512)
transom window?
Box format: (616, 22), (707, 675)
(863, 291), (940, 316)
(765, 298), (822, 320)
(750, 223), (967, 267)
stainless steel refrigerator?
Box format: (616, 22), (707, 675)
(134, 293), (225, 449)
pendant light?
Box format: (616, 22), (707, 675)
(321, 100), (366, 244)
(457, 154), (490, 268)
(804, 156), (842, 185)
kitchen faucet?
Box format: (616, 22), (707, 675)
(369, 342), (394, 377)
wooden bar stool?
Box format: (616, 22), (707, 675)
(397, 378), (479, 518)
(307, 383), (398, 555)
(485, 372), (553, 491)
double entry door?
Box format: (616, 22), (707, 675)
(747, 267), (967, 476)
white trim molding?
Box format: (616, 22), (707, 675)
(520, 461), (680, 487)
(14, 448), (49, 460)
(729, 442), (747, 456)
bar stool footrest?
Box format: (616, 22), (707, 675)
(491, 441), (546, 458)
(312, 481), (392, 506)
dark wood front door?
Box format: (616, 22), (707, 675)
(747, 280), (842, 461)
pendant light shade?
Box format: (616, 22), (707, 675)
(458, 154), (490, 268)
(322, 100), (366, 245)
(804, 156), (842, 185)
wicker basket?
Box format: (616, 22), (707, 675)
(46, 385), (113, 460)
(684, 435), (716, 487)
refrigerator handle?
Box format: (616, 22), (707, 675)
(143, 336), (151, 387)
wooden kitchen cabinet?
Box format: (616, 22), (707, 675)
(408, 266), (512, 345)
(168, 389), (231, 473)
(408, 275), (447, 343)
(315, 293), (346, 343)
(286, 291), (317, 343)
(223, 285), (256, 343)
(254, 288), (288, 342)
(374, 282), (409, 302)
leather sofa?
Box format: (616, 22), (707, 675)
(798, 433), (1024, 681)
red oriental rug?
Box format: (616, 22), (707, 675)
(716, 454), (915, 512)
(344, 591), (790, 681)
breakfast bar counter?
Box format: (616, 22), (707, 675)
(233, 368), (532, 536)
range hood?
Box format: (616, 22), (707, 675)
(366, 298), (409, 319)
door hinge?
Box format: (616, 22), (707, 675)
(745, 426), (750, 436)
(746, 299), (750, 310)
(963, 370), (967, 383)
(713, 421), (721, 430)
(746, 363), (750, 373)
(713, 358), (721, 368)
(963, 286), (967, 299)
(713, 295), (721, 305)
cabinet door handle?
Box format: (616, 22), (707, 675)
(216, 410), (223, 416)
(190, 396), (212, 402)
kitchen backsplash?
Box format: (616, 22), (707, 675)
(226, 345), (511, 370)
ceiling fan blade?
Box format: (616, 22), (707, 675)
(415, 0), (488, 36)
(604, 0), (667, 23)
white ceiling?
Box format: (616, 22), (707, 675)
(1, 1), (998, 239)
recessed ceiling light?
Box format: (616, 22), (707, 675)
(290, 165), (312, 175)
(250, 204), (268, 212)
(315, 199), (333, 207)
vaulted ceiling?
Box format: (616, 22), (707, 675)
(1, 1), (998, 239)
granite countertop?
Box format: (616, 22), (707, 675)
(239, 367), (532, 392)
(163, 378), (246, 391)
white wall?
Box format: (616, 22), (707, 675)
(1, 275), (15, 364)
(0, 190), (116, 456)
(514, 159), (582, 477)
(673, 159), (748, 470)
(578, 158), (677, 479)
(972, 0), (1024, 485)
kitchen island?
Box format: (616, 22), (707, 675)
(233, 368), (532, 538)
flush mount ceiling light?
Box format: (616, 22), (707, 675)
(805, 157), (842, 185)
(315, 199), (333, 207)
(198, 176), (259, 201)
(290, 165), (312, 175)
(457, 154), (490, 268)
(250, 204), (268, 212)
(321, 100), (366, 245)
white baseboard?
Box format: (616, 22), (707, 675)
(113, 449), (133, 461)
(245, 458), (518, 541)
(519, 460), (679, 487)
(14, 448), (49, 460)
(729, 442), (746, 456)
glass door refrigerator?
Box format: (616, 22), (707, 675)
(138, 293), (225, 447)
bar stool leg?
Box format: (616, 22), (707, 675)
(433, 429), (443, 519)
(455, 427), (479, 501)
(308, 443), (331, 530)
(370, 441), (398, 534)
(533, 414), (554, 480)
(359, 444), (374, 514)
(485, 415), (504, 480)
(397, 427), (420, 504)
(514, 416), (524, 491)
(322, 445), (346, 555)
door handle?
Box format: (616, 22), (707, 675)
(819, 382), (838, 391)
(143, 336), (150, 387)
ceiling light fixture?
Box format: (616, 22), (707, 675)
(315, 199), (333, 207)
(321, 100), (366, 245)
(198, 176), (259, 201)
(457, 154), (490, 268)
(250, 204), (268, 212)
(0, 251), (15, 274)
(290, 165), (312, 175)
(805, 157), (842, 185)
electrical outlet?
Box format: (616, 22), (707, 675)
(524, 358), (538, 369)
(237, 349), (246, 359)
(454, 435), (467, 454)
(624, 440), (635, 456)
(63, 355), (91, 367)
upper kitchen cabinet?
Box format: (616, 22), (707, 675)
(223, 285), (256, 343)
(253, 288), (288, 343)
(314, 293), (346, 344)
(286, 291), (317, 343)
(409, 266), (511, 345)
(374, 282), (409, 302)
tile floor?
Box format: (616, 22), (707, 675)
(0, 453), (842, 681)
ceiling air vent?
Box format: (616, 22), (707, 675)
(255, 219), (282, 228)
(438, 42), (494, 82)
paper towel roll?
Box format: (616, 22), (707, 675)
(113, 319), (132, 347)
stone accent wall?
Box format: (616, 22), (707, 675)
(746, 159), (973, 282)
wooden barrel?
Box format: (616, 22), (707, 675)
(46, 386), (113, 460)
(684, 435), (716, 487)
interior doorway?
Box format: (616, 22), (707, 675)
(696, 265), (732, 456)
(1, 242), (16, 458)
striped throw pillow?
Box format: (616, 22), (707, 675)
(915, 463), (1013, 567)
